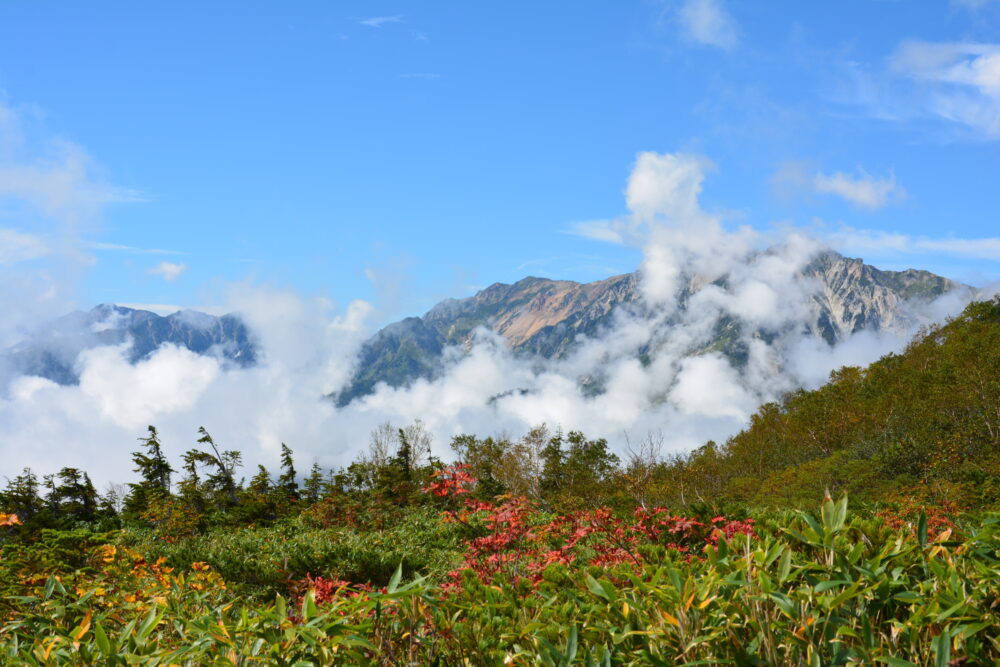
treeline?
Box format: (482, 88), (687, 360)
(5, 297), (1000, 537)
(644, 297), (1000, 509)
(0, 417), (627, 537)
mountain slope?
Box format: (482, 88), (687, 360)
(652, 296), (1000, 509)
(2, 304), (255, 385)
(337, 251), (966, 405)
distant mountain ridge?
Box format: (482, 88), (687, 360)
(336, 251), (966, 405)
(1, 253), (969, 402)
(2, 304), (255, 385)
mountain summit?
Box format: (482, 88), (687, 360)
(2, 304), (255, 386)
(336, 252), (965, 405)
(1, 253), (967, 403)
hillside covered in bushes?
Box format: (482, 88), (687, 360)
(2, 299), (1000, 664)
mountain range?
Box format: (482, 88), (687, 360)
(1, 252), (969, 403)
(333, 251), (965, 405)
(1, 304), (255, 386)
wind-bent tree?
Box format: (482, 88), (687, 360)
(124, 425), (175, 518)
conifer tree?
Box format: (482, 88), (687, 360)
(124, 425), (175, 518)
(1, 468), (42, 520)
(248, 465), (272, 495)
(303, 462), (324, 503)
(51, 468), (98, 521)
(179, 450), (206, 513)
(196, 427), (241, 506)
(278, 443), (298, 498)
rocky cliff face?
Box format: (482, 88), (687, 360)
(336, 252), (967, 405)
(802, 253), (960, 344)
(425, 273), (639, 357)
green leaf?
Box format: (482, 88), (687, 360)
(875, 658), (919, 667)
(769, 593), (797, 620)
(387, 562), (403, 594)
(778, 548), (792, 583)
(802, 513), (825, 543)
(136, 606), (161, 643)
(827, 581), (865, 610)
(565, 625), (579, 663)
(935, 601), (965, 623)
(918, 513), (928, 549)
(814, 579), (851, 593)
(586, 574), (610, 601)
(933, 631), (951, 667)
(93, 620), (112, 657)
(831, 494), (848, 533)
(301, 590), (318, 622)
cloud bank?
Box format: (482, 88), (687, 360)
(0, 148), (975, 488)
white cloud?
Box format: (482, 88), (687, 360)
(0, 101), (143, 350)
(0, 228), (50, 264)
(78, 344), (220, 429)
(677, 0), (739, 50)
(812, 168), (906, 209)
(359, 15), (403, 28)
(0, 150), (977, 487)
(87, 241), (183, 255)
(626, 152), (714, 222)
(569, 219), (629, 245)
(888, 41), (1000, 138)
(148, 261), (187, 281)
(669, 354), (753, 420)
(0, 105), (143, 222)
(826, 225), (1000, 262)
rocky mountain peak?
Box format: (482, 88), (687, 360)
(335, 251), (969, 405)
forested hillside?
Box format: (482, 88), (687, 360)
(2, 299), (1000, 663)
(648, 296), (1000, 510)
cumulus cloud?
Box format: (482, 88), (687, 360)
(812, 168), (906, 209)
(0, 148), (976, 486)
(677, 0), (739, 50)
(148, 261), (187, 281)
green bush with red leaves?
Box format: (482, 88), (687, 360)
(3, 488), (1000, 665)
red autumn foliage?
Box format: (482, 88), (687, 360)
(292, 466), (757, 606)
(424, 466), (756, 594)
(875, 495), (958, 540)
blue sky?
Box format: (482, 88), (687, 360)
(2, 0), (1000, 326)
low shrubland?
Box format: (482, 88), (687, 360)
(4, 299), (1000, 662)
(2, 494), (999, 664)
